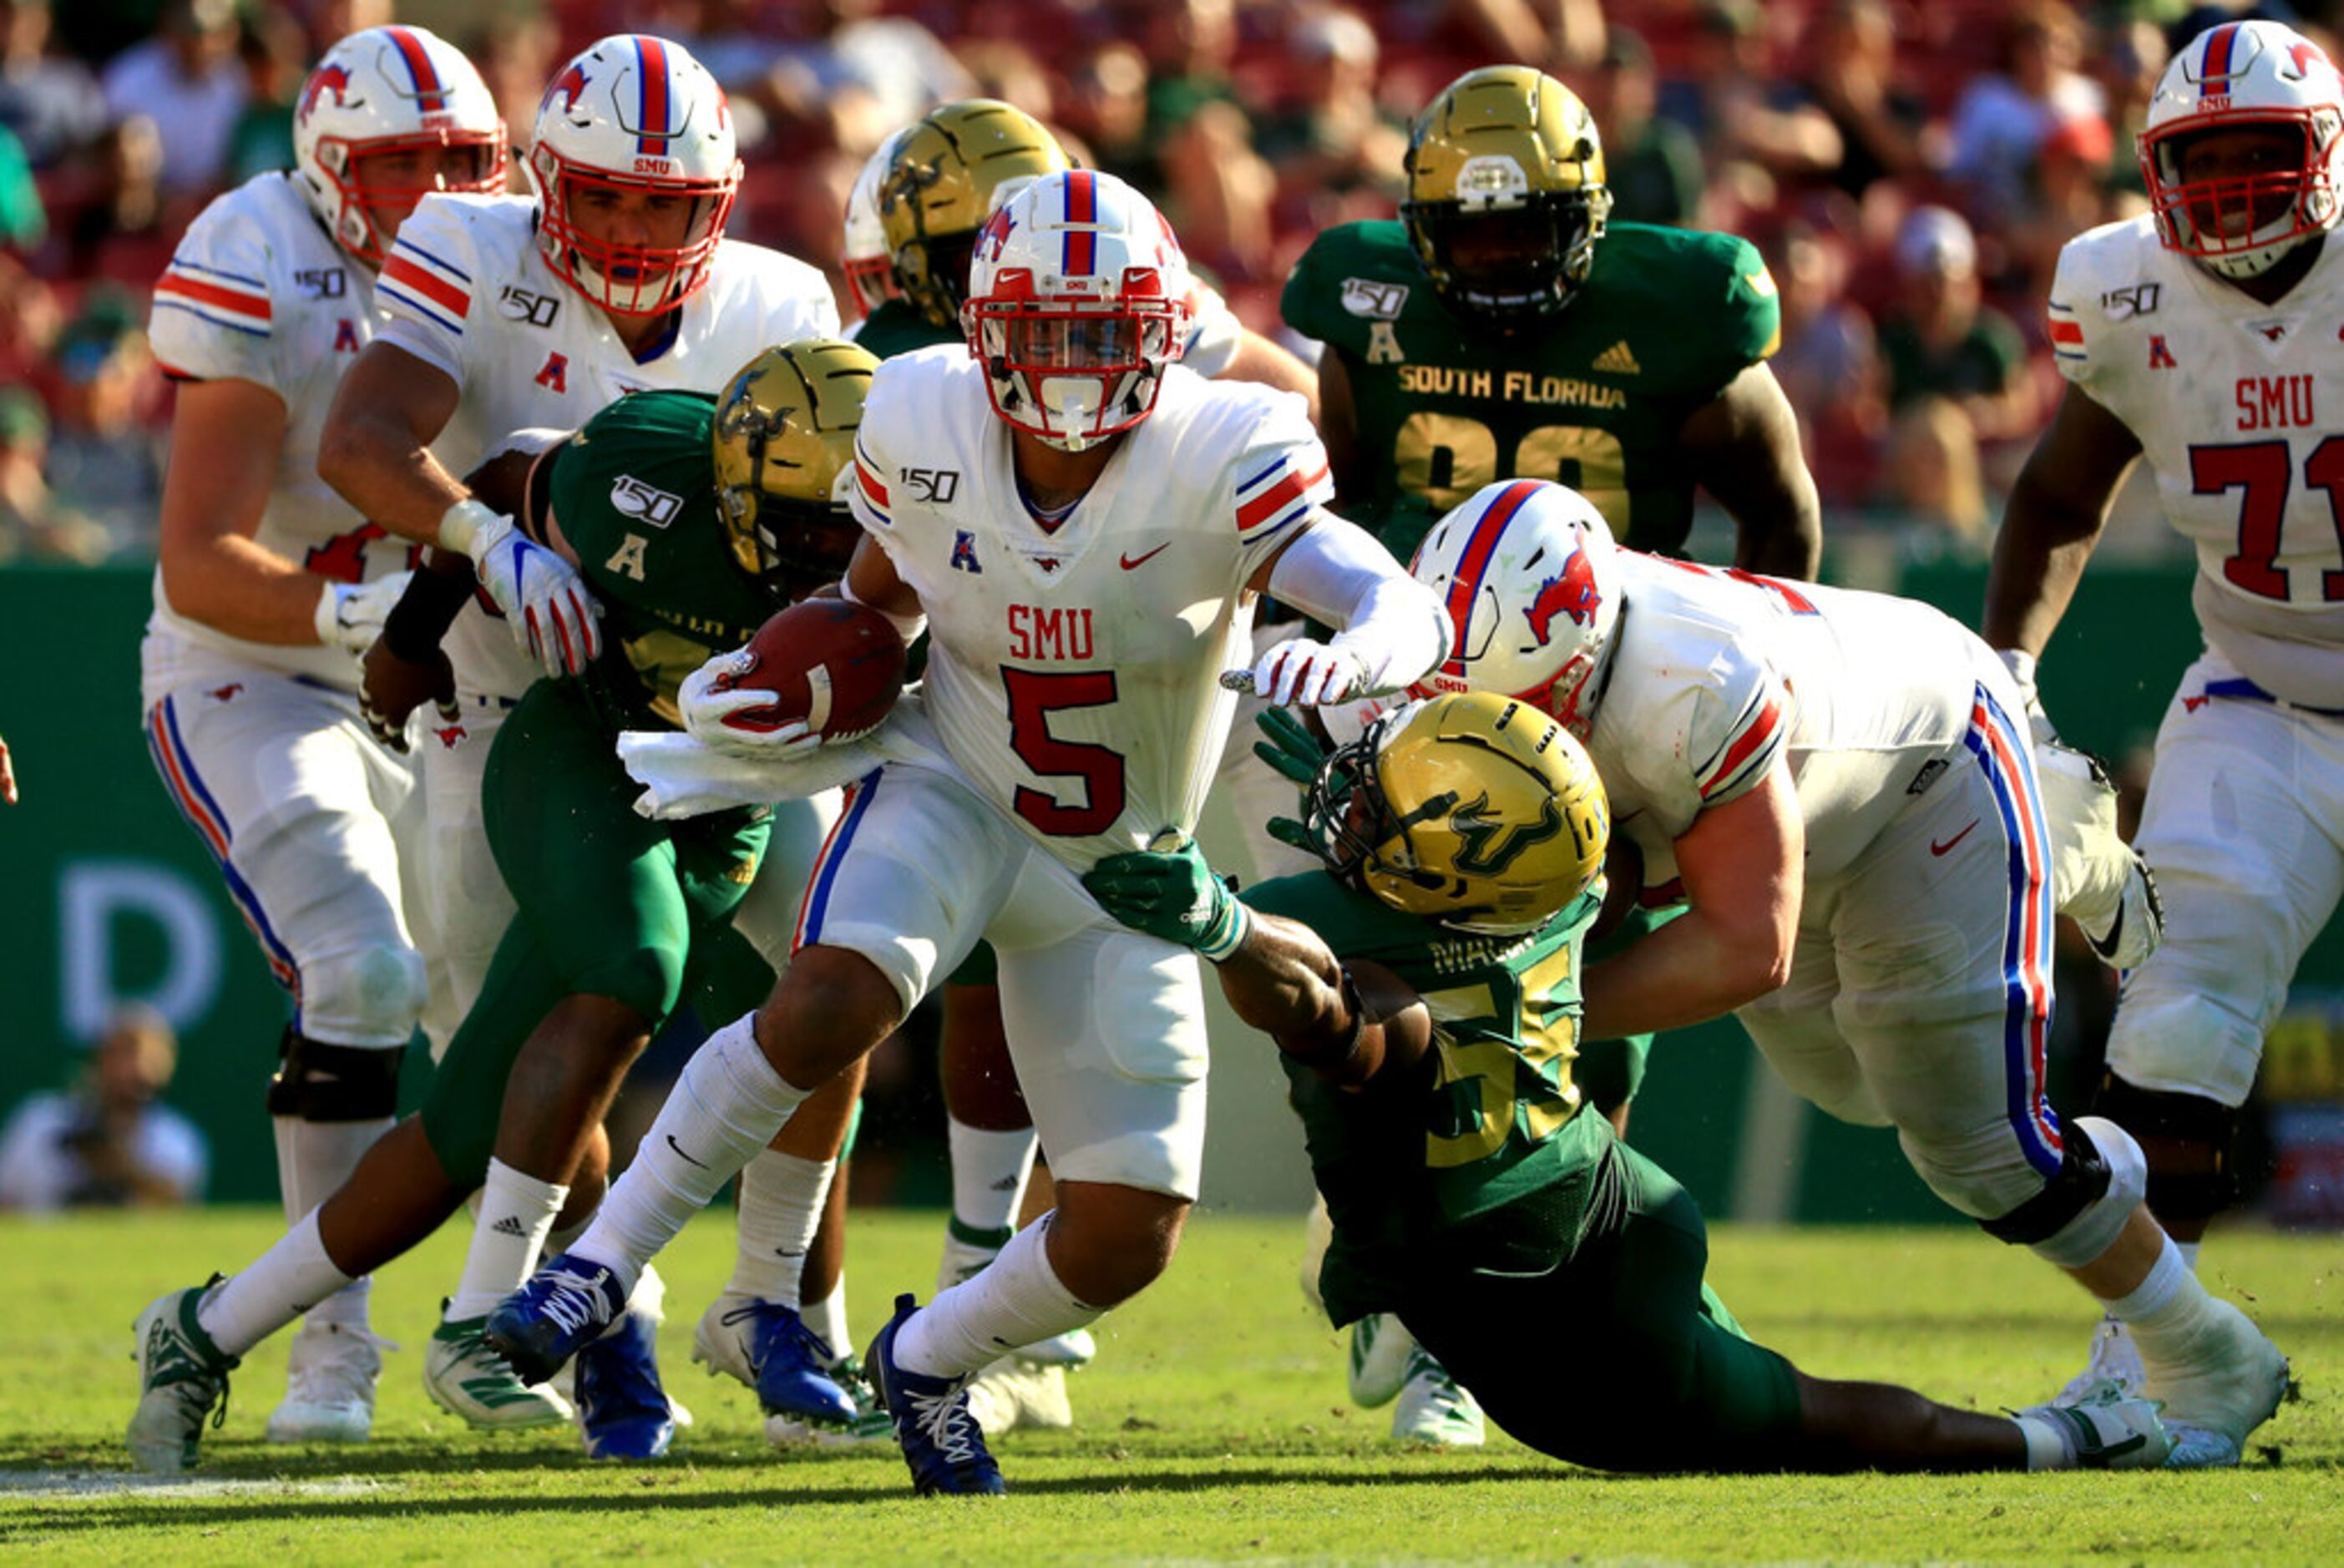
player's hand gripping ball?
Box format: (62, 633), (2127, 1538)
(681, 599), (908, 758)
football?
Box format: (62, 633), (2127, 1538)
(717, 598), (908, 741)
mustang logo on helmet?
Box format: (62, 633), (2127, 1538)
(544, 63), (591, 119)
(1523, 549), (1602, 647)
(300, 66), (354, 125)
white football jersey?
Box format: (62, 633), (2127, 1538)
(143, 174), (398, 692)
(2052, 215), (2344, 706)
(1587, 557), (1992, 881)
(848, 346), (1332, 871)
(375, 192), (841, 699)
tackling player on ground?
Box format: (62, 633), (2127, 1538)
(137, 24), (507, 1446)
(1986, 18), (2344, 1409)
(1084, 690), (2176, 1474)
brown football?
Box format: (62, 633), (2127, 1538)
(716, 599), (908, 741)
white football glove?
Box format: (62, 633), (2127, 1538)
(313, 571), (414, 659)
(1246, 638), (1369, 708)
(441, 498), (601, 679)
(677, 649), (832, 761)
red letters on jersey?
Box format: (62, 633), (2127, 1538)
(1007, 604), (1096, 660)
(535, 352), (569, 392)
(2235, 375), (2317, 431)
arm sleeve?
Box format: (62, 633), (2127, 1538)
(372, 195), (481, 383)
(1264, 513), (1450, 695)
(149, 195), (280, 387)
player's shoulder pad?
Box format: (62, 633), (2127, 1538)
(708, 238), (843, 332)
(1607, 557), (1790, 807)
(1156, 371), (1332, 541)
(1602, 223), (1782, 374)
(2046, 215), (2162, 384)
(377, 193), (525, 338)
(1281, 220), (1416, 346)
(152, 175), (312, 346)
(551, 390), (716, 544)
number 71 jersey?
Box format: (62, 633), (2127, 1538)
(848, 346), (1332, 871)
(2051, 213), (2344, 706)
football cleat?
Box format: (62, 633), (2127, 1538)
(2137, 1298), (2289, 1459)
(964, 1356), (1075, 1438)
(486, 1252), (627, 1387)
(2082, 852), (2164, 971)
(769, 1353), (895, 1449)
(2016, 1378), (2173, 1469)
(128, 1282), (239, 1474)
(1346, 1312), (1416, 1409)
(425, 1310), (575, 1429)
(575, 1308), (677, 1460)
(2055, 1314), (2146, 1405)
(938, 1230), (1100, 1368)
(866, 1293), (1006, 1496)
(691, 1293), (860, 1435)
(266, 1318), (387, 1444)
(1390, 1345), (1484, 1447)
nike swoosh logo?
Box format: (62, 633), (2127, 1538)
(1120, 543), (1170, 570)
(775, 1247), (807, 1258)
(665, 1134), (709, 1170)
(1931, 821), (1980, 857)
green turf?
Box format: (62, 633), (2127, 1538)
(1, 1208), (2334, 1565)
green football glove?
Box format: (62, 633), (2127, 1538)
(1081, 832), (1253, 962)
(1252, 708), (1329, 855)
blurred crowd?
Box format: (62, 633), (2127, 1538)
(3, 0), (2333, 565)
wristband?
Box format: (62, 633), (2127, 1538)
(311, 581), (349, 648)
(1195, 893), (1253, 964)
(438, 498), (506, 560)
(1998, 647), (2039, 691)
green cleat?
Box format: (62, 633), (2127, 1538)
(423, 1310), (575, 1429)
(128, 1282), (239, 1474)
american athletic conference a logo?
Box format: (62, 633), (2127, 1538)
(1522, 545), (1602, 647)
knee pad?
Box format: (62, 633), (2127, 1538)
(2093, 1073), (2241, 1223)
(299, 943), (428, 1048)
(1982, 1116), (2146, 1268)
(267, 1028), (407, 1122)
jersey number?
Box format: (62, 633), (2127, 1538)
(305, 521), (421, 584)
(1419, 947), (1579, 1170)
(1002, 667), (1126, 837)
(2191, 437), (2344, 602)
(1395, 413), (1629, 533)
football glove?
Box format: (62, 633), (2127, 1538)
(442, 499), (602, 679)
(314, 571), (415, 660)
(1253, 707), (1329, 855)
(677, 649), (834, 761)
(1081, 832), (1252, 962)
(1248, 637), (1368, 708)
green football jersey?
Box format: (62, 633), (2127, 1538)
(853, 297), (957, 362)
(1242, 871), (1606, 1324)
(1281, 220), (1780, 561)
(545, 389), (784, 731)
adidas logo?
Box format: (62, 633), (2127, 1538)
(489, 1215), (530, 1238)
(1592, 340), (1640, 374)
(990, 1176), (1020, 1192)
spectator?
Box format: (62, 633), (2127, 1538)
(478, 9), (559, 169)
(0, 117), (38, 247)
(64, 114), (170, 285)
(0, 382), (103, 562)
(1801, 0), (1931, 202)
(1878, 394), (1989, 544)
(1445, 0), (1607, 72)
(1579, 26), (1703, 228)
(1945, 2), (2104, 224)
(1769, 221), (1884, 503)
(0, 246), (56, 385)
(1658, 1), (1842, 187)
(0, 1008), (208, 1211)
(299, 0), (393, 63)
(1061, 39), (1154, 192)
(1256, 8), (1406, 210)
(99, 0), (246, 200)
(0, 0), (107, 169)
(41, 287), (164, 558)
(2012, 113), (2123, 299)
(763, 0), (973, 157)
(2095, 17), (2169, 202)
(1133, 0), (1239, 145)
(221, 5), (309, 185)
(1876, 206), (2038, 444)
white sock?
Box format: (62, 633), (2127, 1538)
(2178, 1239), (2201, 1271)
(273, 1115), (391, 1329)
(2012, 1413), (2073, 1470)
(572, 1012), (809, 1292)
(196, 1211), (356, 1358)
(2104, 1233), (2228, 1369)
(726, 1149), (835, 1306)
(802, 1275), (851, 1363)
(444, 1159), (569, 1322)
(894, 1214), (1101, 1380)
(948, 1120), (1037, 1241)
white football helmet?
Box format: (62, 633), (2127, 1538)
(1407, 479), (1622, 735)
(961, 168), (1191, 451)
(842, 127), (911, 320)
(293, 25), (507, 268)
(2140, 19), (2344, 280)
(529, 34), (742, 316)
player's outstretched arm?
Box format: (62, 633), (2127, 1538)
(1676, 362), (1824, 580)
(316, 341), (468, 545)
(1982, 382), (2143, 666)
(1246, 513), (1449, 706)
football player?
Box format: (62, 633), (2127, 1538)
(486, 169), (1449, 1496)
(127, 343), (874, 1472)
(1405, 478), (2291, 1469)
(137, 25), (508, 1445)
(317, 33), (841, 1428)
(1278, 63), (1824, 1441)
(1082, 691), (2175, 1474)
(1985, 19), (2344, 1405)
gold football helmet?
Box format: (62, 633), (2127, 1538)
(1401, 65), (1612, 324)
(712, 339), (877, 595)
(1304, 690), (1608, 935)
(880, 99), (1071, 327)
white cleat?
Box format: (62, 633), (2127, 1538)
(2081, 852), (2164, 971)
(2139, 1298), (2288, 1460)
(939, 1230), (1100, 1368)
(128, 1284), (239, 1475)
(2056, 1314), (2146, 1404)
(2016, 1378), (2173, 1469)
(1390, 1345), (1483, 1447)
(964, 1356), (1075, 1438)
(423, 1311), (575, 1429)
(266, 1319), (387, 1444)
(1346, 1312), (1415, 1409)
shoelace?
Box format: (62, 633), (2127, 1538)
(718, 1301), (784, 1373)
(539, 1268), (615, 1338)
(904, 1385), (983, 1465)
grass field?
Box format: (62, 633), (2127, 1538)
(1, 1208), (2335, 1565)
